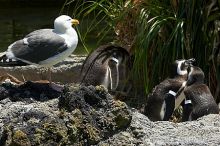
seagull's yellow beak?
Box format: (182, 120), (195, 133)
(71, 19), (79, 25)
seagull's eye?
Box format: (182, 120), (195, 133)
(67, 18), (71, 21)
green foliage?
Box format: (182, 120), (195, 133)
(133, 0), (220, 94)
(63, 0), (220, 101)
(61, 0), (126, 53)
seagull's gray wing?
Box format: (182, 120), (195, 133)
(8, 29), (68, 64)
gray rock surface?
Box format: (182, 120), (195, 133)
(0, 81), (220, 146)
(100, 111), (220, 146)
(0, 54), (86, 83)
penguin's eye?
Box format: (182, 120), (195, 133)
(112, 52), (117, 58)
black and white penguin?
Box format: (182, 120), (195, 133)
(144, 59), (194, 121)
(80, 44), (130, 91)
(182, 65), (219, 121)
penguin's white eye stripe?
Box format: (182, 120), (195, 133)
(110, 57), (119, 64)
(177, 60), (187, 75)
(168, 90), (177, 96)
(185, 100), (192, 104)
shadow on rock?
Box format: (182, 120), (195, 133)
(0, 81), (61, 102)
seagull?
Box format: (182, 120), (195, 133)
(0, 15), (79, 91)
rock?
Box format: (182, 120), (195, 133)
(0, 81), (220, 145)
(59, 85), (132, 145)
(0, 82), (132, 145)
(0, 54), (86, 83)
(0, 81), (60, 101)
(100, 111), (220, 146)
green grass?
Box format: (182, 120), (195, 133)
(63, 0), (220, 103)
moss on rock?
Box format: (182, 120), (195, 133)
(85, 123), (101, 144)
(10, 130), (31, 146)
(59, 84), (132, 145)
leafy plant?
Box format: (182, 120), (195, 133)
(62, 0), (220, 104)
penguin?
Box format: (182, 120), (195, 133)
(144, 58), (195, 121)
(80, 44), (130, 91)
(181, 65), (219, 121)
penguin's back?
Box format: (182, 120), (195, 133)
(184, 84), (219, 120)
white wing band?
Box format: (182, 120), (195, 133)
(168, 90), (177, 96)
(110, 57), (119, 64)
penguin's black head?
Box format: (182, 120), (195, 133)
(108, 51), (125, 65)
(170, 59), (187, 77)
(187, 66), (205, 86)
(169, 58), (195, 78)
(185, 58), (196, 66)
(98, 45), (130, 65)
(80, 44), (130, 84)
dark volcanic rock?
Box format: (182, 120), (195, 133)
(0, 81), (60, 101)
(0, 82), (132, 145)
(59, 85), (132, 145)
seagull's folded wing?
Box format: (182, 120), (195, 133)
(8, 29), (68, 64)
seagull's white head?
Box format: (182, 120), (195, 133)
(54, 15), (79, 33)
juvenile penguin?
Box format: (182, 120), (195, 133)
(182, 66), (219, 121)
(144, 59), (194, 121)
(80, 44), (130, 91)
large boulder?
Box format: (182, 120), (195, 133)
(0, 82), (132, 145)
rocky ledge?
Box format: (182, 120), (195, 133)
(0, 54), (86, 84)
(0, 82), (220, 146)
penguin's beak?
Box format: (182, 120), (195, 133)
(71, 19), (79, 25)
(188, 58), (195, 63)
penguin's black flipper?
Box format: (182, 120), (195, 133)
(163, 93), (175, 121)
(0, 54), (28, 67)
(182, 99), (193, 122)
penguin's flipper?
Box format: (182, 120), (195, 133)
(182, 99), (193, 122)
(163, 93), (175, 121)
(0, 54), (28, 67)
